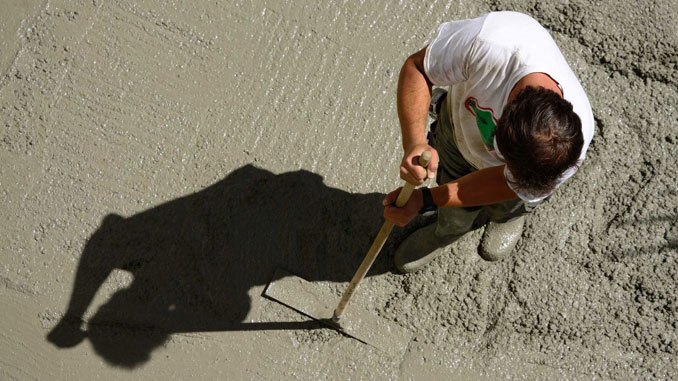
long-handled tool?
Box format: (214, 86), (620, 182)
(332, 150), (431, 321)
(263, 151), (431, 357)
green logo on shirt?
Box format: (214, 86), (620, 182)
(465, 97), (497, 151)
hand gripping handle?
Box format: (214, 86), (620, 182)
(394, 150), (432, 207)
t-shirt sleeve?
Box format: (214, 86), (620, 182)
(424, 17), (486, 86)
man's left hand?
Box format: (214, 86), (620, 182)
(382, 188), (423, 227)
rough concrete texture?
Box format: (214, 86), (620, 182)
(1, 0), (676, 379)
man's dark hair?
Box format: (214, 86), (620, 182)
(495, 86), (584, 194)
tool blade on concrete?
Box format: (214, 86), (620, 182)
(263, 268), (412, 358)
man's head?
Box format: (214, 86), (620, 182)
(495, 86), (584, 194)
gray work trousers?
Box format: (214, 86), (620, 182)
(429, 96), (539, 238)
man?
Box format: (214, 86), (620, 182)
(383, 11), (594, 273)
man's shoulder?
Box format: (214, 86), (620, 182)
(476, 12), (550, 45)
(434, 12), (548, 48)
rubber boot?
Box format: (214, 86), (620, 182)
(394, 223), (463, 273)
(479, 216), (525, 261)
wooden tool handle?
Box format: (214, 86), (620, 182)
(333, 151), (432, 320)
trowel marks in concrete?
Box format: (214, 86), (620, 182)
(264, 268), (412, 358)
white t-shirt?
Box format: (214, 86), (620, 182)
(423, 11), (594, 203)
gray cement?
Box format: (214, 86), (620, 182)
(1, 0), (676, 379)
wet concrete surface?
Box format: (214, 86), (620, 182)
(1, 0), (676, 379)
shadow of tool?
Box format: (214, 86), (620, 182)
(46, 165), (389, 368)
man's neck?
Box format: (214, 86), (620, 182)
(507, 72), (562, 103)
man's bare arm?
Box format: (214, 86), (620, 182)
(430, 165), (518, 208)
(397, 46), (439, 185)
(384, 166), (518, 227)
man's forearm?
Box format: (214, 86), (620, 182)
(397, 48), (432, 150)
(430, 166), (519, 208)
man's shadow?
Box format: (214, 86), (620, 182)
(47, 165), (393, 368)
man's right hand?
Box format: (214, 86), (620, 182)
(400, 144), (438, 185)
(397, 46), (438, 186)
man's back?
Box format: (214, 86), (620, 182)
(424, 11), (594, 202)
